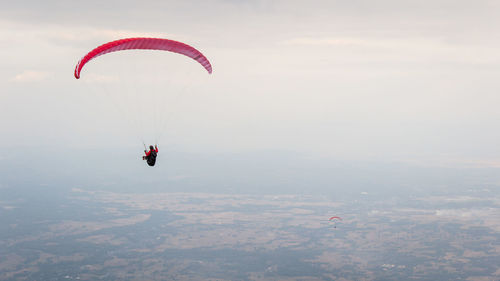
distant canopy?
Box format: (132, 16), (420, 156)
(329, 216), (342, 221)
(74, 37), (212, 79)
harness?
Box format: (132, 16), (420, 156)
(146, 150), (157, 166)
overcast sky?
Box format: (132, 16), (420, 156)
(1, 0), (500, 167)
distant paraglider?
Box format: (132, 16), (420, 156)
(329, 216), (342, 228)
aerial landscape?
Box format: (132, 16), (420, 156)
(2, 183), (500, 280)
(1, 0), (500, 280)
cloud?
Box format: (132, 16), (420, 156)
(80, 73), (119, 84)
(435, 209), (473, 218)
(0, 20), (183, 48)
(399, 157), (500, 169)
(434, 208), (496, 219)
(11, 70), (51, 82)
(283, 37), (368, 47)
(48, 27), (182, 47)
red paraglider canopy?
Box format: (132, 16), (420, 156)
(329, 216), (342, 221)
(74, 37), (212, 79)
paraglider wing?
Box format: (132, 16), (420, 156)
(74, 37), (212, 79)
(329, 216), (342, 221)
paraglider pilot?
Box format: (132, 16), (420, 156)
(143, 145), (158, 166)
